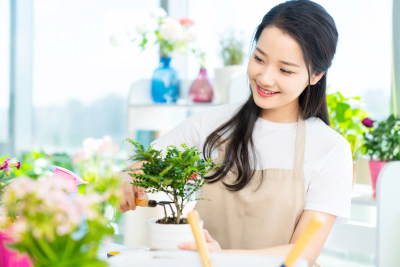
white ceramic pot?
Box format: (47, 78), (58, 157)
(214, 65), (246, 104)
(148, 218), (203, 250)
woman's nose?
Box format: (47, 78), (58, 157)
(257, 67), (275, 87)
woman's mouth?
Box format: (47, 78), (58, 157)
(256, 85), (279, 97)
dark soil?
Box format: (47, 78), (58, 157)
(156, 216), (188, 224)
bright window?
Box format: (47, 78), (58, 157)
(32, 0), (160, 151)
(0, 0), (10, 143)
(187, 0), (392, 119)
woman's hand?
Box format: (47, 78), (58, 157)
(178, 229), (222, 252)
(118, 161), (147, 213)
(118, 179), (147, 212)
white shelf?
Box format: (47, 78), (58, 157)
(351, 183), (376, 206)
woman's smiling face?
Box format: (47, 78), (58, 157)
(247, 26), (323, 122)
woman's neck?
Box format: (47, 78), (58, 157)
(260, 105), (300, 123)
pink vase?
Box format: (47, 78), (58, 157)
(368, 160), (388, 198)
(189, 68), (213, 103)
(0, 230), (32, 267)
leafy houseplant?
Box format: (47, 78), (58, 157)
(361, 115), (400, 198)
(219, 29), (245, 66)
(327, 92), (369, 159)
(215, 29), (246, 104)
(126, 140), (217, 225)
(362, 115), (400, 161)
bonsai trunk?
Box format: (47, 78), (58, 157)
(174, 196), (181, 224)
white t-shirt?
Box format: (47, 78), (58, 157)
(152, 102), (353, 224)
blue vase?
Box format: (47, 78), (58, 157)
(151, 57), (180, 103)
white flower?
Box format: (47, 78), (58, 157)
(109, 34), (121, 47)
(183, 28), (196, 43)
(98, 136), (119, 156)
(159, 18), (183, 42)
(151, 7), (167, 19)
(135, 16), (154, 36)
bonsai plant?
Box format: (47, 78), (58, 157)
(127, 139), (217, 224)
(361, 115), (400, 197)
(126, 140), (218, 250)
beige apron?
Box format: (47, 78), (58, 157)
(195, 117), (306, 250)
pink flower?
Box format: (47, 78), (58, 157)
(178, 17), (194, 27)
(0, 158), (10, 172)
(15, 162), (20, 170)
(362, 118), (374, 128)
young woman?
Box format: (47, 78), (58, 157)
(119, 0), (352, 265)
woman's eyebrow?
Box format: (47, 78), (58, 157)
(255, 47), (300, 68)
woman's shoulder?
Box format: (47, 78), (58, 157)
(194, 101), (244, 126)
(305, 117), (350, 149)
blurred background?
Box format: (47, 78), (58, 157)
(0, 0), (394, 155)
(0, 1), (398, 266)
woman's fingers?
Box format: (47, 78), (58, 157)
(178, 242), (197, 250)
(203, 229), (213, 242)
(178, 229), (221, 252)
(119, 180), (136, 212)
(136, 186), (147, 200)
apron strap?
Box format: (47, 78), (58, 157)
(293, 116), (306, 171)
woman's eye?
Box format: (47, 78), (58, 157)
(254, 55), (263, 63)
(280, 69), (294, 74)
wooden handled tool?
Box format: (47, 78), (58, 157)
(188, 210), (212, 267)
(281, 215), (324, 267)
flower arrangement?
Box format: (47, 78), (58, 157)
(0, 175), (122, 267)
(327, 92), (369, 159)
(72, 136), (124, 236)
(219, 29), (245, 66)
(72, 136), (122, 183)
(0, 158), (20, 201)
(126, 140), (218, 224)
(134, 8), (196, 57)
(361, 115), (400, 161)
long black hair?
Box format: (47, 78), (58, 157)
(203, 0), (338, 191)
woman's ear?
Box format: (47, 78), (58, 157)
(310, 71), (325, 85)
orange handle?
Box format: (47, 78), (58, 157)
(135, 198), (149, 207)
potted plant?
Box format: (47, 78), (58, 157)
(126, 140), (218, 250)
(361, 115), (400, 197)
(214, 29), (246, 104)
(327, 92), (369, 183)
(0, 174), (122, 267)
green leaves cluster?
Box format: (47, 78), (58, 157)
(362, 115), (400, 161)
(327, 92), (368, 159)
(10, 222), (111, 267)
(126, 139), (218, 224)
(220, 29), (245, 66)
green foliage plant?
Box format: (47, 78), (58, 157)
(126, 140), (218, 224)
(362, 115), (400, 161)
(327, 92), (369, 159)
(220, 29), (245, 66)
